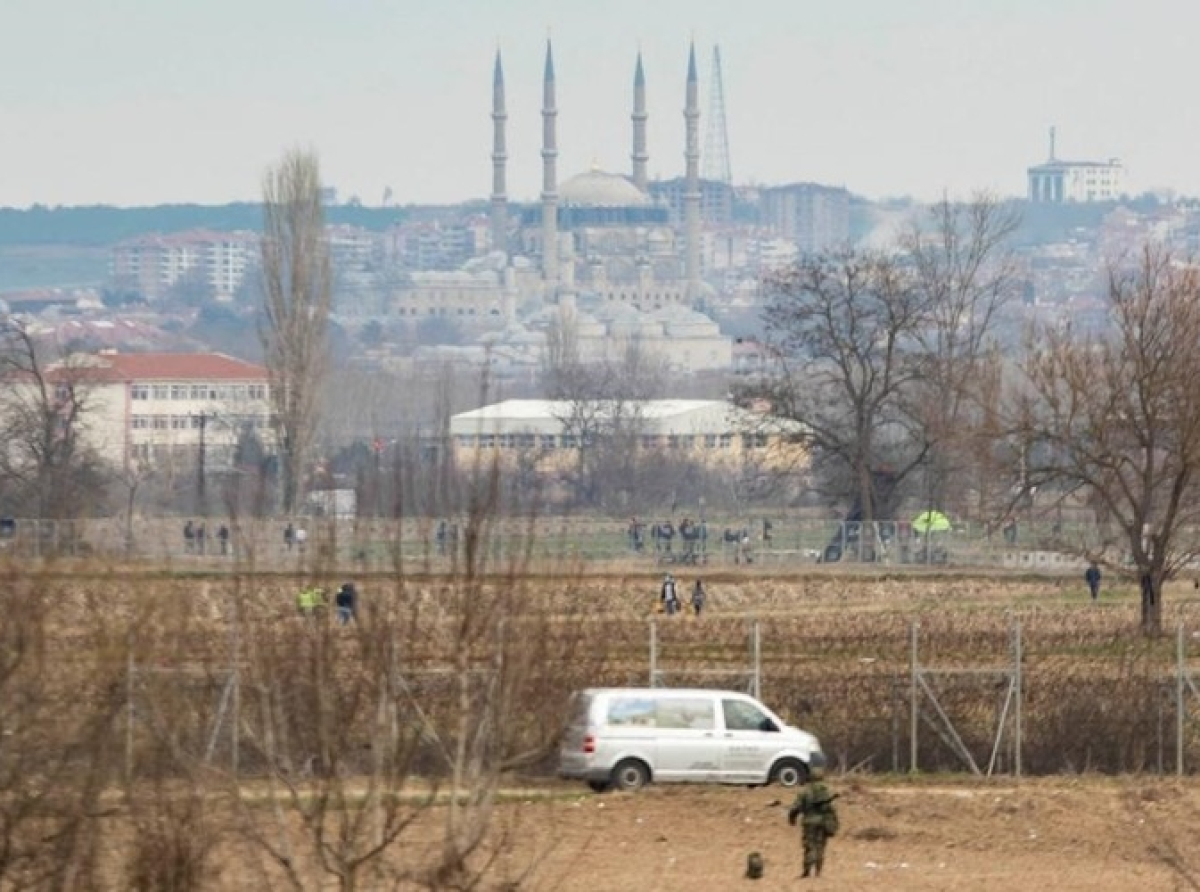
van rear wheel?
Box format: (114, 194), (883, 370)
(770, 758), (809, 788)
(611, 759), (650, 792)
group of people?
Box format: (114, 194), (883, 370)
(658, 573), (706, 616)
(628, 517), (709, 565)
(182, 519), (231, 555)
(296, 581), (359, 625)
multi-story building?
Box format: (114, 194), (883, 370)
(1027, 130), (1124, 204)
(759, 183), (851, 254)
(109, 230), (258, 300)
(1027, 159), (1125, 204)
(42, 351), (273, 470)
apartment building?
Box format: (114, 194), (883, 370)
(1027, 159), (1126, 203)
(759, 183), (851, 254)
(109, 230), (258, 300)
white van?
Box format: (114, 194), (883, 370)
(558, 687), (826, 792)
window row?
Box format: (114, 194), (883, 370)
(130, 383), (268, 401)
(455, 432), (768, 451)
(130, 414), (271, 431)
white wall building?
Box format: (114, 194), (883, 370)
(1027, 159), (1125, 203)
(39, 351), (273, 470)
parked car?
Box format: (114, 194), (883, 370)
(558, 687), (825, 793)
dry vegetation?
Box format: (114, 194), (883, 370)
(4, 560), (1200, 889)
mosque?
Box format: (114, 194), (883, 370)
(397, 41), (732, 373)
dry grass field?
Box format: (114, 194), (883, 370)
(9, 560), (1200, 889)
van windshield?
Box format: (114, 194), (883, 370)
(722, 698), (778, 733)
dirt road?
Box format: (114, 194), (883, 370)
(486, 777), (1196, 891)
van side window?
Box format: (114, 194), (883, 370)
(608, 698), (657, 726)
(722, 699), (779, 733)
(656, 697), (715, 730)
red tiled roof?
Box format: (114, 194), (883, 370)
(91, 352), (268, 382)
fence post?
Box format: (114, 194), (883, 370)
(125, 632), (135, 783)
(750, 620), (762, 700)
(1014, 620), (1023, 779)
(910, 621), (919, 773)
(1178, 623), (1186, 777)
(649, 618), (658, 687)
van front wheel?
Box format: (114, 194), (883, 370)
(770, 758), (809, 789)
(611, 759), (650, 792)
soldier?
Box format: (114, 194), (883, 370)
(787, 766), (839, 879)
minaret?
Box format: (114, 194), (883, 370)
(489, 49), (508, 255)
(541, 40), (559, 287)
(1048, 125), (1057, 161)
(683, 42), (702, 303)
(631, 52), (649, 192)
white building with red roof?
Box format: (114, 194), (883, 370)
(56, 350), (272, 469)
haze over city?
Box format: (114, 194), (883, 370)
(3, 0), (1198, 208)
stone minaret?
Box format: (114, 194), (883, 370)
(541, 40), (559, 287)
(489, 49), (508, 255)
(683, 42), (702, 302)
(631, 52), (648, 192)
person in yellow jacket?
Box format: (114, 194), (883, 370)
(296, 585), (326, 617)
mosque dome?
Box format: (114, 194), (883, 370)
(559, 169), (651, 208)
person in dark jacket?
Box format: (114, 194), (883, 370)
(335, 582), (358, 625)
(1085, 563), (1102, 601)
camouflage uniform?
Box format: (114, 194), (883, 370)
(787, 769), (837, 878)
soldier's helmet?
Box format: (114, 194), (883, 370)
(809, 766), (826, 781)
(745, 851), (764, 879)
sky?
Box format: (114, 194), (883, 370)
(2, 0), (1197, 208)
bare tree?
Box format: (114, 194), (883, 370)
(0, 322), (109, 518)
(260, 148), (333, 514)
(541, 308), (666, 508)
(1017, 245), (1200, 634)
(745, 249), (931, 531)
(902, 194), (1021, 518)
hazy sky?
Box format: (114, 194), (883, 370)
(2, 0), (1197, 208)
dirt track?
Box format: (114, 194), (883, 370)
(463, 777), (1198, 891)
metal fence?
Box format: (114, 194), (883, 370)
(0, 515), (1109, 572)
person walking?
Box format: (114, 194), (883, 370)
(691, 578), (706, 616)
(660, 574), (679, 615)
(1085, 563), (1102, 602)
(296, 584), (325, 618)
(284, 522), (295, 552)
(217, 523), (230, 556)
(335, 581), (358, 625)
(787, 766), (839, 879)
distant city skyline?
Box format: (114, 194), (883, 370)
(2, 0), (1197, 208)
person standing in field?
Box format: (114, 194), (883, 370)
(1085, 563), (1102, 601)
(787, 766), (839, 879)
(335, 581), (358, 625)
(660, 574), (679, 615)
(691, 578), (706, 616)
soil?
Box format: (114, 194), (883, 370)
(481, 777), (1200, 891)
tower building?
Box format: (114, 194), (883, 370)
(631, 52), (649, 192)
(540, 40), (559, 286)
(489, 50), (508, 255)
(683, 43), (702, 302)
